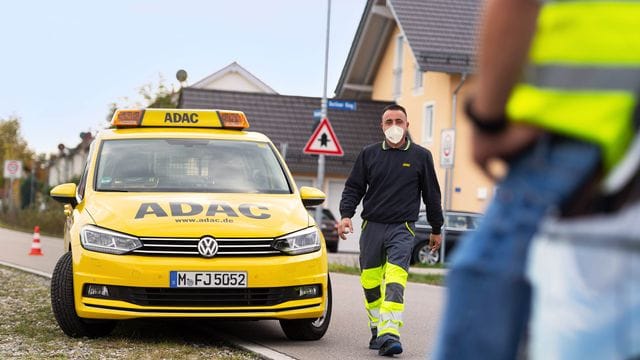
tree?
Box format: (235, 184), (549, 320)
(106, 74), (178, 124)
(0, 116), (34, 188)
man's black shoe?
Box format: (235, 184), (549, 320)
(370, 337), (382, 350)
(378, 339), (403, 356)
(369, 328), (380, 349)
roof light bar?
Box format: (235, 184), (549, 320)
(111, 110), (143, 127)
(219, 111), (250, 129)
(109, 109), (249, 129)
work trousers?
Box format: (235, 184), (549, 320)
(359, 221), (414, 341)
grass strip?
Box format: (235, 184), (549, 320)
(329, 263), (445, 286)
(0, 265), (260, 360)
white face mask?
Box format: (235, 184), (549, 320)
(384, 125), (404, 144)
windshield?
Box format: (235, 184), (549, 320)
(95, 139), (291, 193)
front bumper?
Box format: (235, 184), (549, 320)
(72, 247), (328, 320)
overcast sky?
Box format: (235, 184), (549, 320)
(0, 0), (367, 154)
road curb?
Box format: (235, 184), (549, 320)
(219, 334), (298, 360)
(0, 259), (52, 279)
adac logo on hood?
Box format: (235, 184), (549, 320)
(135, 201), (271, 220)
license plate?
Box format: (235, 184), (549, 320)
(169, 271), (247, 288)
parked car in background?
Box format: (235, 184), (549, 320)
(308, 208), (339, 253)
(412, 210), (482, 265)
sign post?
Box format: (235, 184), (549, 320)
(312, 0), (332, 227)
(4, 160), (23, 212)
(440, 129), (455, 264)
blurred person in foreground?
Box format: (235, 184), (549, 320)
(434, 0), (640, 359)
(338, 104), (443, 356)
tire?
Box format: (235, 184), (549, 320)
(279, 275), (332, 340)
(50, 252), (117, 338)
(413, 242), (440, 265)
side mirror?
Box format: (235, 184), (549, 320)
(50, 183), (78, 207)
(300, 186), (326, 208)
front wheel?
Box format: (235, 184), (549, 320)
(413, 242), (440, 265)
(51, 252), (117, 338)
(279, 275), (332, 340)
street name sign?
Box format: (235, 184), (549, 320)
(327, 100), (357, 111)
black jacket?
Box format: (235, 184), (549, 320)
(339, 140), (444, 234)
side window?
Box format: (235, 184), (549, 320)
(76, 142), (94, 201)
(413, 63), (423, 91)
(77, 163), (88, 201)
(468, 216), (481, 229)
(447, 215), (469, 229)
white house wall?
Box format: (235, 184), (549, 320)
(48, 151), (87, 187)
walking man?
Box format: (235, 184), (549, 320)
(338, 104), (444, 356)
(434, 0), (640, 359)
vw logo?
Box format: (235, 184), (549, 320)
(197, 236), (219, 258)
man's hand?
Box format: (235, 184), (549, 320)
(429, 233), (442, 252)
(338, 218), (353, 240)
(472, 123), (543, 180)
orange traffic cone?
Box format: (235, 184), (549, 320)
(29, 225), (43, 256)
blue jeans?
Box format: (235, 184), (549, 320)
(433, 136), (601, 360)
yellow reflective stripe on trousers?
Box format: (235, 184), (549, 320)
(377, 263), (408, 336)
(361, 265), (384, 289)
(365, 299), (382, 328)
(361, 265), (385, 328)
(379, 301), (404, 337)
(385, 262), (408, 287)
(530, 2), (640, 65)
(404, 222), (415, 237)
(507, 84), (635, 169)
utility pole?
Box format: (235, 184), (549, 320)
(30, 157), (37, 208)
(440, 73), (467, 264)
(315, 0), (331, 227)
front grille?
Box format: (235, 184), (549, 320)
(86, 285), (322, 307)
(132, 237), (281, 257)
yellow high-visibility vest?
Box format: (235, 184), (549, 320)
(507, 1), (640, 170)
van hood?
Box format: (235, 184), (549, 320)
(84, 192), (310, 238)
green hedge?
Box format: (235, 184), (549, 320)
(0, 200), (65, 237)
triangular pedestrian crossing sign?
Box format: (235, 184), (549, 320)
(303, 117), (344, 156)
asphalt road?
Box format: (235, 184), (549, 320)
(0, 227), (445, 359)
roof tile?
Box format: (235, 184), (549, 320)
(179, 88), (393, 176)
(389, 0), (481, 73)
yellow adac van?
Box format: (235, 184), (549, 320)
(50, 109), (331, 340)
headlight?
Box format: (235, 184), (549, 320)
(80, 225), (142, 254)
(273, 227), (321, 255)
